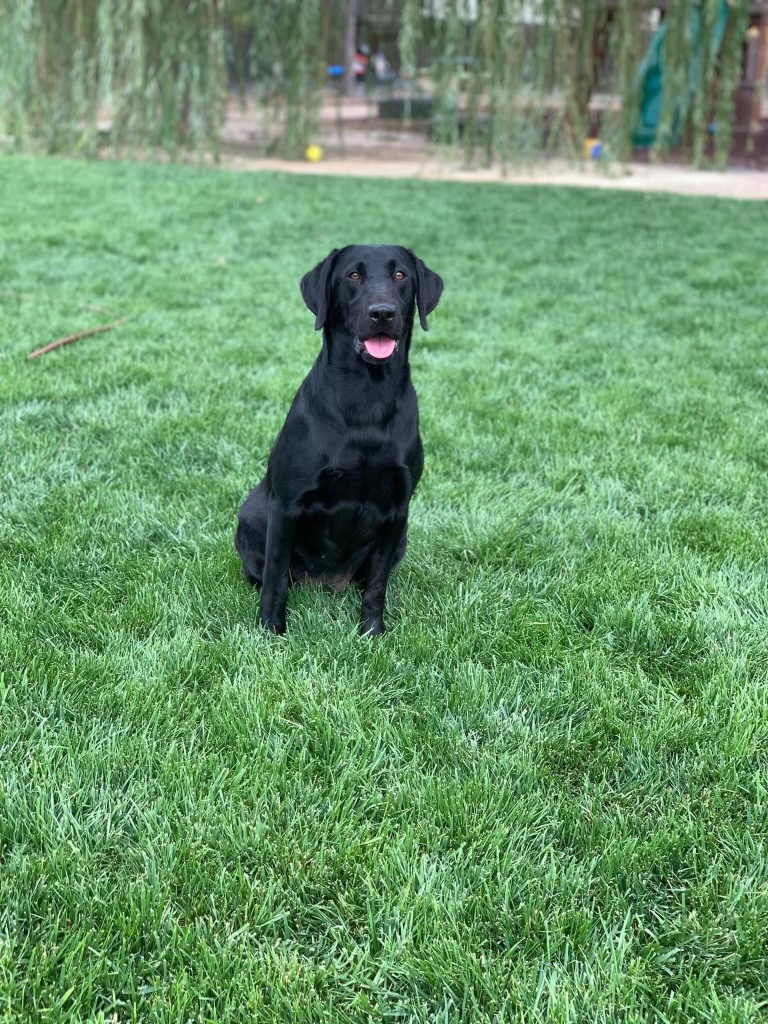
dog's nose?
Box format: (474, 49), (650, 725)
(368, 303), (396, 326)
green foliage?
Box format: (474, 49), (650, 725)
(655, 0), (751, 168)
(0, 0), (226, 156)
(614, 0), (650, 160)
(414, 0), (750, 166)
(1, 157), (768, 1022)
(0, 2), (753, 162)
(712, 0), (751, 167)
(226, 0), (331, 158)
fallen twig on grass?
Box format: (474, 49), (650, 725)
(27, 318), (128, 360)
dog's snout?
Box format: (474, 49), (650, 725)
(368, 303), (396, 326)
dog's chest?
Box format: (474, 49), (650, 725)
(302, 448), (410, 515)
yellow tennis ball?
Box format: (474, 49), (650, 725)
(305, 144), (324, 162)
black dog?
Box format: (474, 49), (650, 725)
(235, 245), (443, 635)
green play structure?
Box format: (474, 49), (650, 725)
(634, 0), (731, 147)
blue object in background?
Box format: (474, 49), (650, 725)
(634, 0), (731, 148)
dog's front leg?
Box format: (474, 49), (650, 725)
(360, 517), (407, 637)
(259, 497), (295, 635)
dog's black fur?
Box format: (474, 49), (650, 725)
(235, 244), (443, 635)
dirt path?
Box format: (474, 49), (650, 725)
(217, 93), (768, 201)
(221, 151), (768, 201)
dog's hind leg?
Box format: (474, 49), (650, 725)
(235, 481), (269, 588)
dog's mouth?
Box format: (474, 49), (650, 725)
(356, 334), (399, 362)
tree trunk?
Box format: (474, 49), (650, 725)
(344, 0), (358, 98)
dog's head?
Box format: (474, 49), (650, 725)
(300, 245), (443, 366)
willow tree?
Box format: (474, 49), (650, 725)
(0, 0), (226, 156)
(0, 0), (753, 166)
(401, 0), (751, 167)
(226, 0), (332, 157)
(0, 0), (330, 158)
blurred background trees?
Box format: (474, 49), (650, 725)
(0, 1), (764, 166)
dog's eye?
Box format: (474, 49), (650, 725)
(348, 271), (361, 281)
(394, 270), (406, 281)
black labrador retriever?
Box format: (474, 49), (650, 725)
(235, 244), (443, 635)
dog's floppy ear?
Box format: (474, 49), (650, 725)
(300, 249), (339, 331)
(406, 250), (444, 331)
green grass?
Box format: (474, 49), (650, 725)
(1, 157), (767, 1023)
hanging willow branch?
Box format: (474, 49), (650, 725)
(0, 0), (753, 165)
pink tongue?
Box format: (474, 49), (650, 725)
(364, 335), (397, 359)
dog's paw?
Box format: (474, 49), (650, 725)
(360, 616), (385, 637)
(260, 613), (287, 635)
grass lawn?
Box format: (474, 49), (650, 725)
(1, 157), (767, 1023)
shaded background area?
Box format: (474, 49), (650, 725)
(1, 0), (767, 167)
